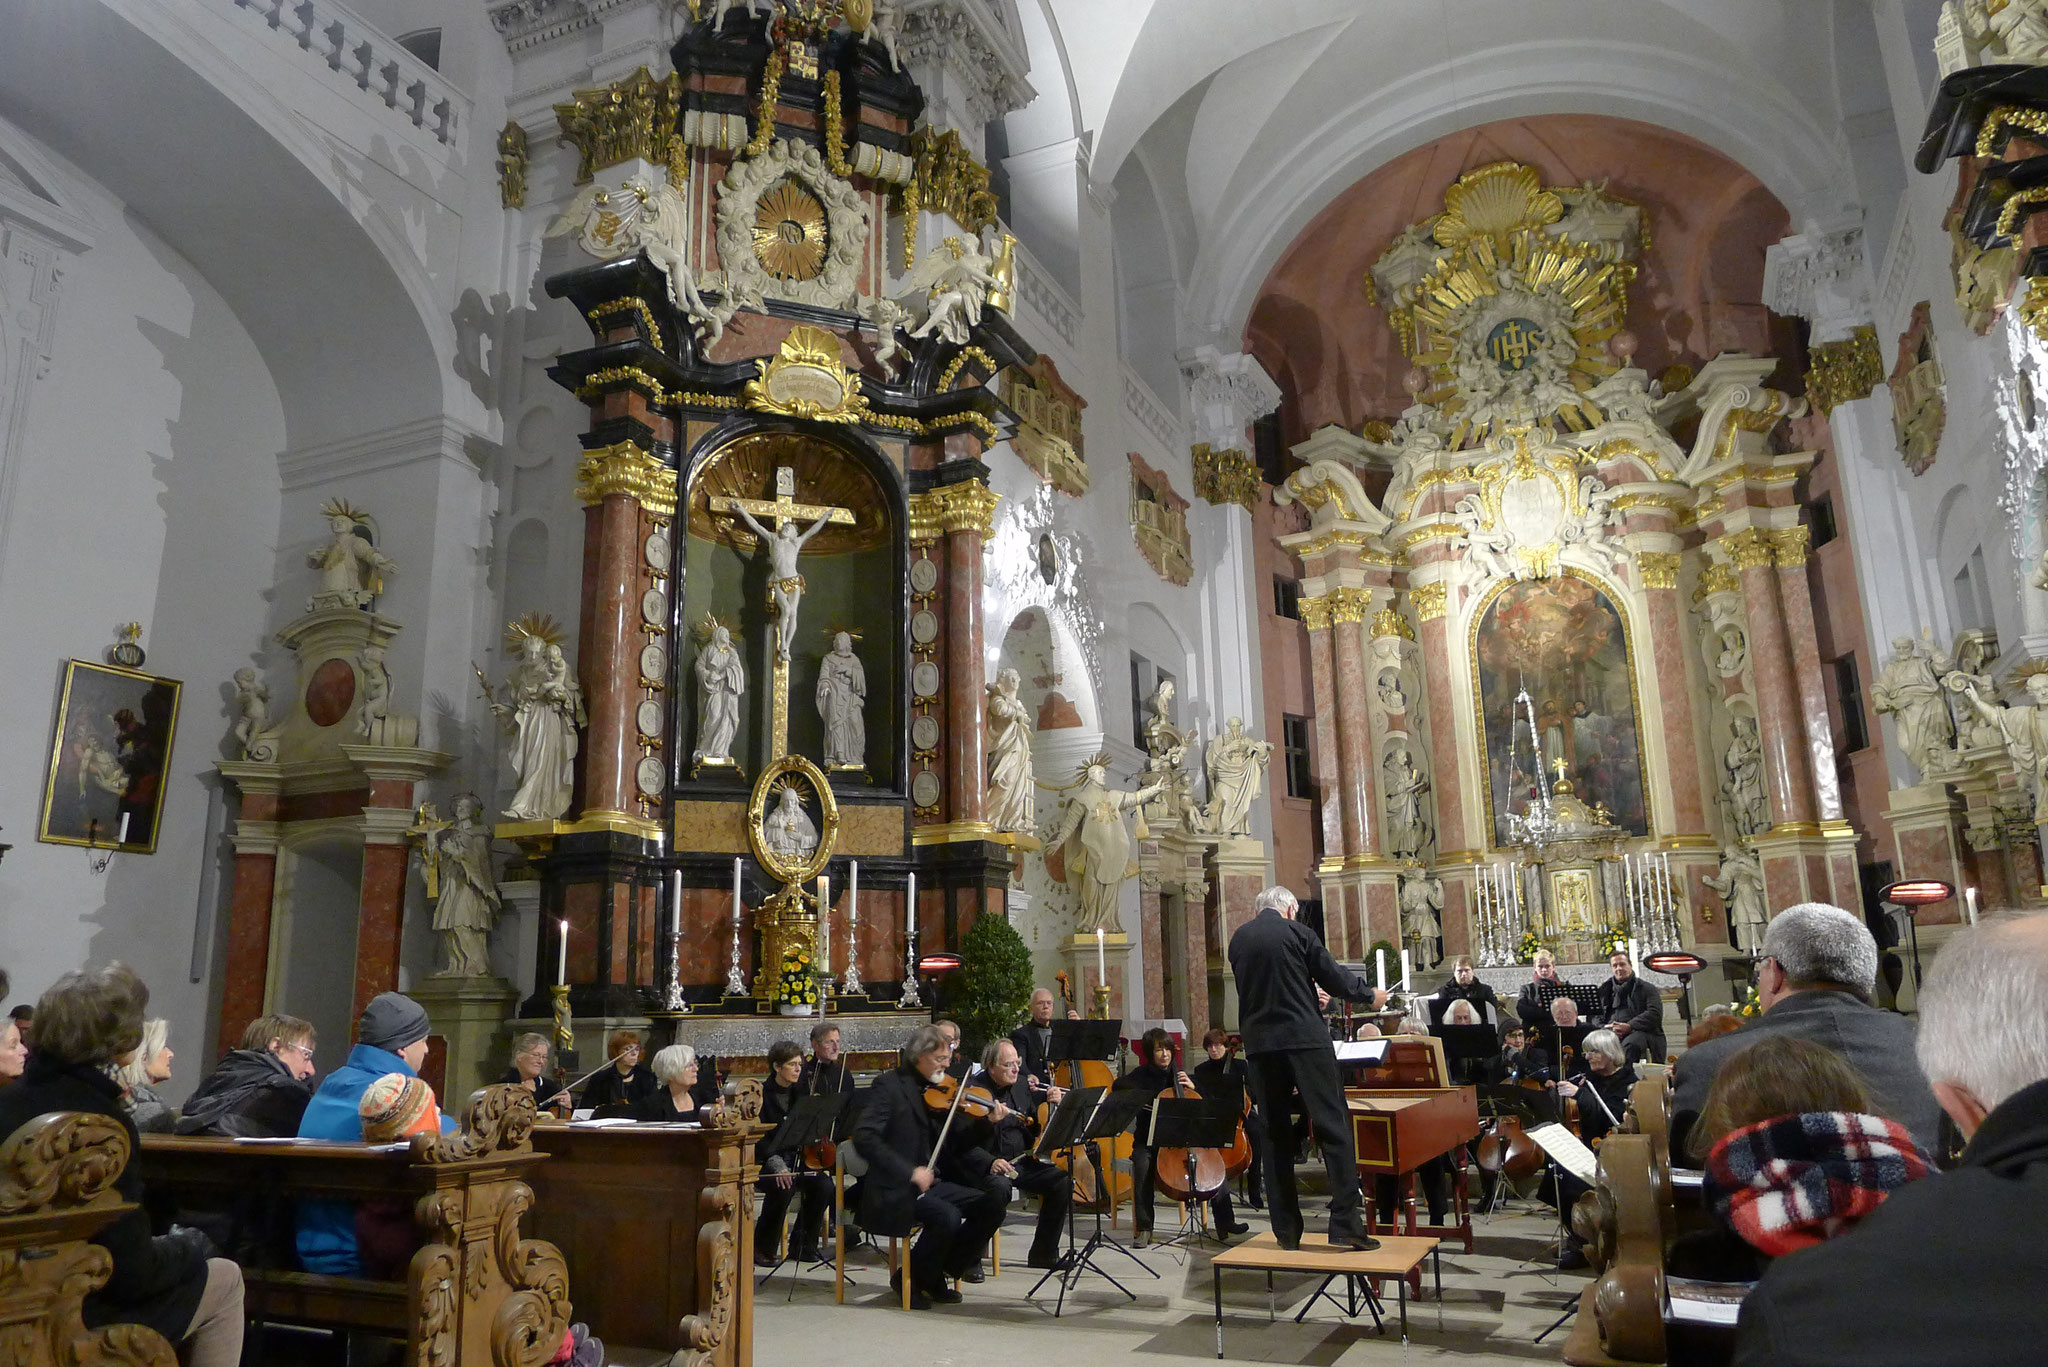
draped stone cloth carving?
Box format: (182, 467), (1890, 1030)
(816, 632), (867, 770)
(1047, 760), (1161, 934)
(985, 668), (1034, 833)
(694, 625), (746, 765)
(1203, 717), (1273, 836)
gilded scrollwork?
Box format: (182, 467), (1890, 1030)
(1192, 444), (1261, 509)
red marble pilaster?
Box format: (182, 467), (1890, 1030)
(1774, 548), (1844, 821)
(576, 490), (645, 819)
(1330, 615), (1379, 857)
(1304, 617), (1345, 861)
(1734, 545), (1816, 826)
(945, 522), (986, 825)
(217, 850), (278, 1057)
(1416, 610), (1467, 853)
(1640, 582), (1708, 832)
(352, 839), (411, 1024)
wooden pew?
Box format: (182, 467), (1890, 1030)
(523, 1079), (764, 1364)
(142, 1084), (570, 1365)
(1, 1111), (177, 1367)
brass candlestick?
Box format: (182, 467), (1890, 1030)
(549, 983), (573, 1055)
(1093, 983), (1112, 1020)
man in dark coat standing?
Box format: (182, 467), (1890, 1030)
(1008, 987), (1058, 1087)
(852, 1023), (1006, 1307)
(1672, 902), (1941, 1157)
(1227, 885), (1387, 1250)
(1733, 914), (2048, 1364)
(1593, 951), (1665, 1062)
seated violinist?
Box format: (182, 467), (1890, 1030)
(755, 1042), (831, 1268)
(1546, 1026), (1633, 1270)
(851, 1025), (1006, 1308)
(498, 1032), (571, 1115)
(1481, 1022), (1552, 1086)
(580, 1028), (657, 1110)
(1114, 1028), (1249, 1245)
(960, 1038), (1072, 1271)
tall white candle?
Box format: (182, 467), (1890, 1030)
(906, 871), (917, 943)
(118, 812), (131, 845)
(1095, 927), (1106, 981)
(732, 857), (742, 925)
(1660, 854), (1675, 934)
(557, 918), (569, 984)
(1375, 949), (1386, 991)
(818, 875), (830, 976)
(1627, 936), (1639, 969)
(1966, 886), (1980, 925)
(1399, 949), (1411, 990)
(849, 860), (860, 926)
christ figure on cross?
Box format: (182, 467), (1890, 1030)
(732, 503), (832, 661)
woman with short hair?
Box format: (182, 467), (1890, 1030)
(580, 1027), (657, 1110)
(0, 1013), (26, 1088)
(0, 964), (244, 1367)
(499, 1031), (571, 1113)
(114, 1017), (176, 1133)
(631, 1044), (701, 1121)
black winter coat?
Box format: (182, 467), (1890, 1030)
(852, 1065), (990, 1235)
(1226, 907), (1376, 1055)
(1594, 974), (1664, 1049)
(174, 1048), (311, 1138)
(1734, 1077), (2048, 1366)
(579, 1062), (658, 1110)
(0, 1056), (208, 1342)
(1430, 978), (1503, 1023)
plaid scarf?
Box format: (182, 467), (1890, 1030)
(1704, 1111), (1931, 1258)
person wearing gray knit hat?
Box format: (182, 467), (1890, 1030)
(357, 992), (431, 1054)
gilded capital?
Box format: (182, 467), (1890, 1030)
(1329, 586), (1374, 626)
(553, 67), (687, 187)
(1299, 593), (1334, 631)
(1691, 562), (1740, 603)
(1410, 582), (1448, 622)
(1720, 527), (1776, 573)
(1806, 326), (1883, 414)
(907, 479), (1000, 541)
(1192, 443), (1262, 510)
(1636, 551), (1680, 591)
(577, 441), (677, 515)
(1369, 605), (1416, 641)
(1771, 525), (1811, 568)
(2022, 276), (2048, 346)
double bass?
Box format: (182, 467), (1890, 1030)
(1037, 971), (1132, 1213)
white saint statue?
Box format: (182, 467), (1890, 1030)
(1702, 845), (1768, 950)
(694, 623), (746, 766)
(1873, 636), (1957, 780)
(1719, 716), (1769, 841)
(1046, 757), (1162, 936)
(901, 235), (998, 346)
(1382, 746), (1433, 857)
(306, 498), (396, 612)
(985, 668), (1035, 833)
(1961, 674), (2048, 821)
(731, 506), (833, 661)
(490, 634), (586, 822)
(424, 794), (502, 977)
(1203, 717), (1274, 836)
(1399, 869), (1445, 968)
(817, 632), (868, 771)
(763, 784), (820, 860)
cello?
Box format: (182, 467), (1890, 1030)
(1151, 1040), (1227, 1206)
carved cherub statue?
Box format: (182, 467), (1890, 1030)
(231, 668), (281, 762)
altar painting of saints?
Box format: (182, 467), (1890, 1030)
(1475, 575), (1647, 843)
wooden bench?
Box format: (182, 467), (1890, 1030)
(1, 1111), (177, 1367)
(142, 1083), (571, 1365)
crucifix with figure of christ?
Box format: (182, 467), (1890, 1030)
(709, 465), (854, 759)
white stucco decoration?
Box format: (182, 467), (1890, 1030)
(713, 138), (871, 312)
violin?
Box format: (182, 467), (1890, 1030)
(1152, 1052), (1227, 1205)
(922, 1073), (1011, 1120)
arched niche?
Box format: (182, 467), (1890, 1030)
(675, 422), (908, 793)
(1471, 568), (1650, 844)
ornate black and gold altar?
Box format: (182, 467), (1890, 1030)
(514, 3), (1035, 1033)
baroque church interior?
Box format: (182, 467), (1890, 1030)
(5, 1), (2048, 1364)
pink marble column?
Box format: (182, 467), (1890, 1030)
(1639, 579), (1709, 832)
(576, 490), (645, 820)
(1733, 537), (1816, 827)
(1329, 613), (1380, 858)
(1774, 535), (1843, 821)
(1416, 610), (1468, 853)
(945, 520), (986, 825)
(218, 848), (278, 1057)
(1304, 608), (1345, 859)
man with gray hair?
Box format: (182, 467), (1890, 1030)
(1732, 915), (2048, 1363)
(1227, 884), (1388, 1250)
(1672, 902), (1940, 1155)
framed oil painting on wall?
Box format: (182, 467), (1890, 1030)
(38, 659), (182, 854)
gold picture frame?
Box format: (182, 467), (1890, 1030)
(746, 752), (839, 886)
(38, 659), (183, 854)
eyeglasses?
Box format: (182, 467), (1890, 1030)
(285, 1044), (315, 1061)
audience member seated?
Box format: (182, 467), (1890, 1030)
(579, 1028), (656, 1110)
(754, 1041), (830, 1267)
(177, 1013), (318, 1138)
(9, 1002), (33, 1044)
(1733, 915), (2048, 1363)
(1666, 1035), (1928, 1285)
(351, 1074), (447, 1278)
(628, 1044), (702, 1121)
(1595, 951), (1666, 1062)
(296, 991), (455, 1275)
(498, 1031), (572, 1114)
(1432, 956), (1502, 1022)
(1548, 1027), (1635, 1269)
(115, 1017), (176, 1133)
(1673, 902), (1941, 1156)
(1687, 1009), (1745, 1049)
(1515, 949), (1566, 1030)
(0, 963), (244, 1367)
(0, 1008), (25, 1088)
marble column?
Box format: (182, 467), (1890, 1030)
(1301, 597), (1346, 867)
(346, 746), (448, 1021)
(215, 762), (283, 1057)
(1635, 554), (1709, 833)
(1412, 584), (1467, 855)
(934, 476), (998, 827)
(1329, 592), (1382, 860)
(1771, 526), (1844, 822)
(1726, 528), (1816, 828)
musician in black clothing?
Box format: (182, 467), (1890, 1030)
(1546, 1027), (1637, 1269)
(579, 1028), (658, 1110)
(935, 1019), (969, 1079)
(1479, 1022), (1552, 1086)
(1191, 1029), (1262, 1208)
(1514, 949), (1566, 1031)
(798, 1021), (853, 1097)
(1430, 957), (1503, 1024)
(1008, 988), (1058, 1088)
(1113, 1029), (1249, 1244)
(960, 1038), (1072, 1270)
(851, 1025), (1006, 1309)
(1227, 886), (1388, 1251)
(755, 1042), (831, 1267)
(1593, 952), (1666, 1063)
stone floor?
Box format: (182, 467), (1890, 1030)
(730, 1190), (1592, 1366)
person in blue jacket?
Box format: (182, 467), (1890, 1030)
(296, 992), (455, 1274)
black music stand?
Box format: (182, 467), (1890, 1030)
(753, 1093), (848, 1292)
(1028, 1085), (1160, 1316)
(1047, 1016), (1122, 1072)
(1432, 1025), (1499, 1085)
(1145, 1095), (1239, 1253)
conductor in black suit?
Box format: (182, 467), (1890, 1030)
(1227, 885), (1388, 1250)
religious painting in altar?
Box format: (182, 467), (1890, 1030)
(682, 428), (903, 786)
(38, 659), (183, 853)
(1474, 572), (1647, 844)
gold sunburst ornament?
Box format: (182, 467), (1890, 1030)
(752, 180), (827, 281)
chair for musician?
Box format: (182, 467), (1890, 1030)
(881, 1228), (1000, 1308)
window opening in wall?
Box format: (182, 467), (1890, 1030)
(1254, 411), (1286, 486)
(1810, 495), (1837, 549)
(1130, 652), (1150, 749)
(1273, 576), (1301, 620)
(1834, 655), (1869, 752)
(396, 28), (442, 69)
(1282, 713), (1313, 799)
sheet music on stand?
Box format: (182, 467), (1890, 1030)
(1526, 1121), (1599, 1185)
(1333, 1039), (1390, 1066)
